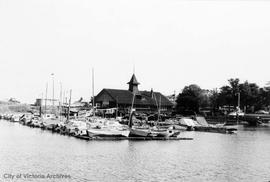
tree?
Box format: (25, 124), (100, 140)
(239, 81), (259, 112)
(257, 88), (270, 111)
(209, 88), (219, 112)
(228, 78), (240, 107)
(176, 84), (202, 114)
(176, 78), (270, 115)
(216, 78), (240, 110)
(216, 79), (264, 113)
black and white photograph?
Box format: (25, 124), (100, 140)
(0, 0), (270, 181)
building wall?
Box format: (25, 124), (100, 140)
(95, 89), (173, 113)
(95, 92), (115, 107)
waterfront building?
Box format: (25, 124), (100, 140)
(95, 74), (173, 114)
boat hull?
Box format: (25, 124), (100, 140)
(88, 129), (130, 137)
(129, 128), (151, 137)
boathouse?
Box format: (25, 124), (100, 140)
(95, 74), (173, 114)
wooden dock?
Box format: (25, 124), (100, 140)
(75, 135), (193, 141)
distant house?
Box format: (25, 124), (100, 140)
(71, 97), (89, 109)
(60, 97), (90, 117)
(95, 74), (173, 114)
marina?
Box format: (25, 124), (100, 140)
(0, 118), (269, 182)
(0, 113), (194, 141)
(1, 0), (270, 181)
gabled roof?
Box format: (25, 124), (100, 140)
(95, 88), (173, 107)
(141, 91), (173, 106)
(127, 74), (140, 85)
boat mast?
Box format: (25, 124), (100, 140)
(59, 82), (62, 121)
(44, 82), (48, 116)
(40, 93), (43, 117)
(128, 92), (136, 128)
(62, 89), (65, 120)
(52, 73), (55, 111)
(158, 95), (161, 122)
(92, 68), (95, 117)
(153, 91), (159, 111)
(115, 96), (118, 119)
(67, 89), (72, 121)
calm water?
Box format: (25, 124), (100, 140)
(0, 120), (270, 182)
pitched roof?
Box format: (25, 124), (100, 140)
(127, 74), (140, 85)
(96, 88), (173, 107)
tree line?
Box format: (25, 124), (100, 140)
(176, 78), (270, 115)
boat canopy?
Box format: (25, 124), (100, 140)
(179, 118), (198, 127)
(195, 116), (209, 126)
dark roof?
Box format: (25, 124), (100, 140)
(127, 74), (140, 85)
(95, 88), (173, 107)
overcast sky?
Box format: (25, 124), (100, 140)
(0, 0), (270, 103)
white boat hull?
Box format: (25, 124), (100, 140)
(88, 129), (130, 137)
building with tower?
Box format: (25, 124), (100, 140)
(95, 74), (173, 114)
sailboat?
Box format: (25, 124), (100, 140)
(150, 94), (180, 138)
(87, 68), (130, 138)
(128, 92), (152, 137)
(128, 91), (180, 138)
